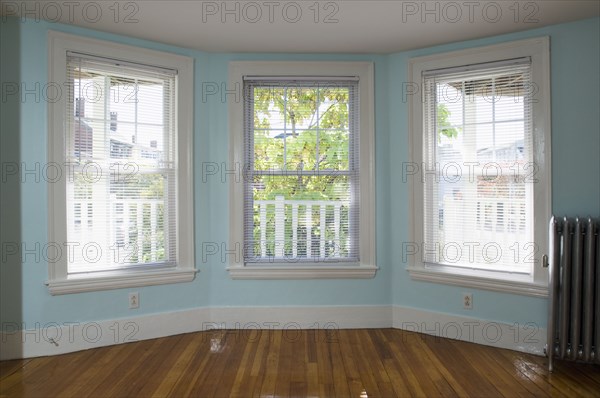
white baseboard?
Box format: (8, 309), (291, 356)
(392, 306), (546, 356)
(0, 307), (211, 360)
(1, 305), (545, 360)
(0, 305), (390, 360)
(207, 305), (392, 329)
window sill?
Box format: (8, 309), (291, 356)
(227, 264), (378, 279)
(46, 267), (198, 295)
(407, 265), (547, 297)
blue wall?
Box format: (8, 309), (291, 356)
(1, 16), (598, 330)
(1, 20), (213, 327)
(388, 17), (600, 327)
(201, 53), (391, 308)
(0, 19), (391, 328)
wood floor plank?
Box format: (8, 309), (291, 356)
(0, 359), (30, 381)
(135, 334), (191, 398)
(15, 345), (100, 397)
(2, 328), (599, 398)
(83, 338), (155, 397)
(380, 357), (414, 397)
(289, 328), (308, 397)
(314, 330), (334, 388)
(423, 333), (504, 397)
(449, 339), (533, 398)
(274, 327), (293, 397)
(56, 341), (131, 398)
(412, 334), (469, 397)
(325, 328), (352, 397)
(228, 330), (261, 398)
(150, 332), (207, 397)
(167, 332), (214, 397)
(93, 338), (164, 397)
(352, 329), (388, 397)
(248, 330), (272, 397)
(388, 329), (458, 397)
(258, 328), (282, 397)
(499, 347), (597, 397)
(120, 335), (186, 397)
(0, 356), (55, 396)
(479, 342), (555, 397)
(189, 330), (240, 397)
(304, 330), (320, 397)
(210, 331), (249, 398)
(384, 330), (433, 397)
(544, 360), (600, 397)
(337, 329), (363, 397)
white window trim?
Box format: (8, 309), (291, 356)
(407, 37), (551, 297)
(47, 31), (196, 295)
(228, 61), (377, 279)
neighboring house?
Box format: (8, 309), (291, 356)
(73, 98), (93, 158)
(74, 98), (161, 161)
(109, 138), (133, 159)
(477, 139), (525, 164)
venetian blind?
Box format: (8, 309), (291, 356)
(65, 52), (178, 273)
(422, 58), (534, 272)
(243, 79), (360, 264)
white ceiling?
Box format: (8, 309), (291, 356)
(10, 0), (600, 53)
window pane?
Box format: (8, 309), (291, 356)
(245, 81), (358, 264)
(109, 77), (136, 123)
(252, 85), (351, 172)
(319, 130), (349, 170)
(66, 55), (176, 273)
(425, 65), (533, 273)
(320, 87), (350, 130)
(248, 174), (353, 262)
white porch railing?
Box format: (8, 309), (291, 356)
(253, 196), (347, 260)
(72, 199), (164, 266)
(441, 196), (528, 267)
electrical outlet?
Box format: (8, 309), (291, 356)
(463, 293), (473, 310)
(129, 292), (139, 309)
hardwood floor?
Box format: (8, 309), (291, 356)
(1, 328), (599, 397)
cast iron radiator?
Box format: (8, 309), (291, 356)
(547, 216), (600, 371)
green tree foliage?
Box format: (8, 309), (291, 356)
(437, 103), (460, 140)
(252, 85), (351, 202)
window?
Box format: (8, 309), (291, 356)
(228, 62), (376, 279)
(407, 38), (551, 296)
(47, 32), (195, 294)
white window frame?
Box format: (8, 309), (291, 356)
(47, 31), (195, 294)
(407, 37), (551, 297)
(228, 61), (377, 279)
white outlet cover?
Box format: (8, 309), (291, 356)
(129, 292), (139, 309)
(463, 293), (473, 309)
